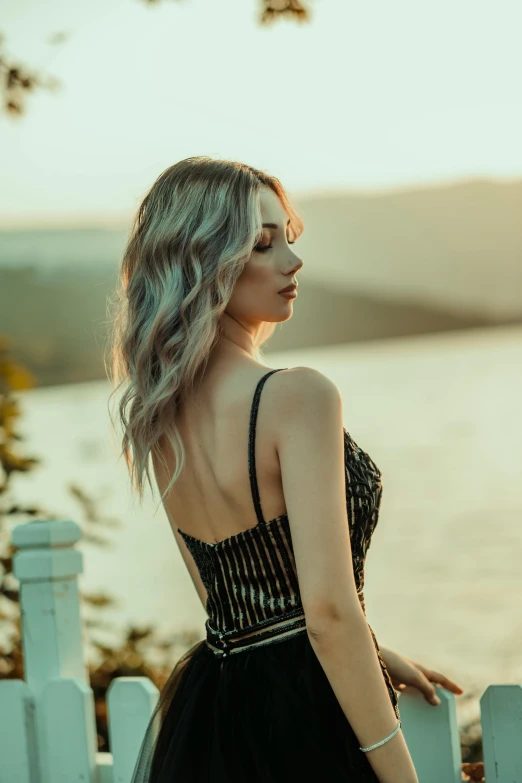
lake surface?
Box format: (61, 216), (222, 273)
(8, 323), (522, 723)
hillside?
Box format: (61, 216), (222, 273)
(1, 176), (520, 387)
(0, 265), (513, 388)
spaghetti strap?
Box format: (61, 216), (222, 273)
(247, 368), (287, 526)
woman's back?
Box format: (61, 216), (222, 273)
(152, 362), (292, 547)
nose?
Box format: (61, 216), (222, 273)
(286, 252), (304, 275)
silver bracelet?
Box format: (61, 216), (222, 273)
(359, 719), (402, 752)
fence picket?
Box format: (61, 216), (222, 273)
(108, 677), (159, 783)
(481, 684), (522, 782)
(394, 685), (462, 782)
(39, 678), (98, 783)
(0, 679), (39, 783)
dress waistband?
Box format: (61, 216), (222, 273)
(205, 609), (308, 658)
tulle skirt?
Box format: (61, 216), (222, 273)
(129, 629), (384, 782)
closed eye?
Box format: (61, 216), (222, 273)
(255, 241), (295, 253)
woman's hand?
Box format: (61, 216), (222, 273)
(380, 647), (465, 706)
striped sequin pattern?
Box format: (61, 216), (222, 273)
(178, 512), (301, 635)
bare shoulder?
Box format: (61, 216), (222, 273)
(269, 366), (343, 425)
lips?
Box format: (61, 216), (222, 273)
(278, 284), (298, 294)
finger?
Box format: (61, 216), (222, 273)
(410, 661), (465, 695)
(427, 670), (465, 695)
(415, 673), (441, 706)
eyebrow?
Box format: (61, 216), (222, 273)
(262, 219), (291, 229)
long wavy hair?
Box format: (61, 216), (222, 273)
(105, 156), (304, 509)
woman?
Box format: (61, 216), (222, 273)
(107, 156), (463, 783)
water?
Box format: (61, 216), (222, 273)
(7, 324), (522, 716)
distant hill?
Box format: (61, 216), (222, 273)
(1, 177), (520, 315)
(0, 264), (514, 388)
(0, 177), (520, 387)
(293, 177), (522, 319)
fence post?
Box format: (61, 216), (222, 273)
(11, 518), (98, 783)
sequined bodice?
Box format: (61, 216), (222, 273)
(178, 368), (383, 630)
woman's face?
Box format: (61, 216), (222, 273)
(226, 186), (304, 326)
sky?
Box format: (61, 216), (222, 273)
(1, 0), (522, 227)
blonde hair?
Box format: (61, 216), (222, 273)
(105, 156), (304, 507)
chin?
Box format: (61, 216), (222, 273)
(276, 309), (294, 323)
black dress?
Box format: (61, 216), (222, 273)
(130, 368), (400, 783)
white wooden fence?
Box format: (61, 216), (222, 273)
(0, 519), (520, 782)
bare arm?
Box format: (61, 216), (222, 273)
(273, 367), (418, 783)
